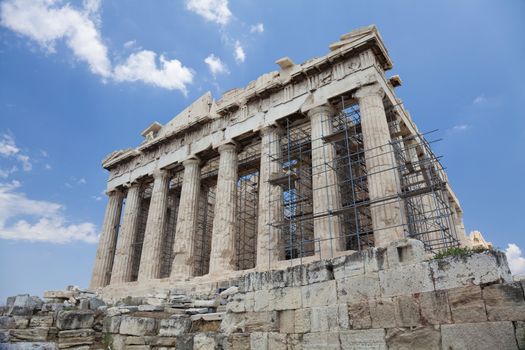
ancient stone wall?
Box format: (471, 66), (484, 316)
(2, 241), (524, 349)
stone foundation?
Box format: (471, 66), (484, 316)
(1, 240), (524, 349)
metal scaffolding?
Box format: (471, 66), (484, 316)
(159, 177), (182, 278)
(268, 118), (315, 260)
(122, 97), (460, 279)
(235, 172), (259, 270)
(130, 181), (152, 281)
(194, 183), (215, 276)
(194, 143), (262, 274)
(266, 100), (460, 261)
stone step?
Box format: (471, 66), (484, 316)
(190, 312), (225, 322)
(137, 305), (165, 312)
(185, 308), (212, 315)
(193, 299), (219, 308)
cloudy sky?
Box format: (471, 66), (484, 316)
(0, 0), (524, 302)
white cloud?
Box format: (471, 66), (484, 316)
(0, 133), (32, 172)
(64, 176), (86, 188)
(506, 243), (525, 276)
(250, 23), (264, 33)
(0, 0), (111, 77)
(234, 40), (245, 63)
(0, 180), (98, 244)
(44, 164), (52, 170)
(0, 166), (17, 179)
(204, 54), (228, 77)
(0, 0), (193, 94)
(114, 50), (194, 94)
(16, 154), (31, 171)
(123, 40), (136, 49)
(0, 134), (19, 156)
(82, 0), (101, 15)
(473, 95), (487, 104)
(452, 124), (469, 132)
(186, 0), (232, 26)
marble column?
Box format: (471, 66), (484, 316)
(209, 143), (238, 274)
(89, 189), (124, 289)
(256, 126), (283, 269)
(110, 182), (142, 284)
(402, 137), (435, 235)
(308, 105), (344, 258)
(355, 83), (404, 247)
(170, 158), (201, 280)
(138, 169), (170, 281)
(451, 203), (469, 247)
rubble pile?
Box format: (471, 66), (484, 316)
(1, 241), (524, 349)
(0, 286), (234, 349)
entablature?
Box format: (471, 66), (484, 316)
(103, 25), (396, 190)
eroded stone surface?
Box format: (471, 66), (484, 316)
(369, 298), (396, 329)
(385, 326), (441, 350)
(379, 262), (434, 297)
(1, 251), (523, 350)
(448, 286), (487, 323)
(158, 316), (191, 337)
(430, 251), (512, 290)
(483, 282), (525, 321)
(119, 316), (157, 336)
(339, 329), (387, 350)
(419, 290), (452, 325)
(441, 321), (518, 350)
(56, 311), (94, 330)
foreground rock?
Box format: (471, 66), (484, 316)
(0, 248), (523, 349)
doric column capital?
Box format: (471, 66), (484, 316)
(124, 180), (142, 190)
(183, 156), (201, 167)
(104, 188), (124, 197)
(218, 142), (237, 153)
(152, 168), (170, 181)
(306, 104), (336, 119)
(260, 124), (283, 137)
(354, 83), (385, 100)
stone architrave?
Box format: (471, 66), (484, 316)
(138, 169), (171, 281)
(171, 157), (201, 280)
(308, 105), (344, 258)
(110, 182), (142, 284)
(257, 126), (284, 269)
(209, 143), (238, 274)
(89, 189), (124, 288)
(355, 83), (404, 247)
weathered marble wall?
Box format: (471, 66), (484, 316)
(2, 241), (523, 350)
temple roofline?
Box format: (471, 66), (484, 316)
(102, 25), (391, 170)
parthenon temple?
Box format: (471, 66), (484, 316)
(90, 25), (470, 292)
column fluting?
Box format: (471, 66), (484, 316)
(138, 169), (171, 281)
(356, 83), (404, 247)
(209, 143), (238, 275)
(89, 189), (124, 288)
(170, 158), (201, 280)
(309, 105), (344, 258)
(110, 182), (142, 284)
(256, 126), (284, 269)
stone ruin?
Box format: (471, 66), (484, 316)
(1, 25), (524, 349)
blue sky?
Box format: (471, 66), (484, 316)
(0, 0), (524, 302)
